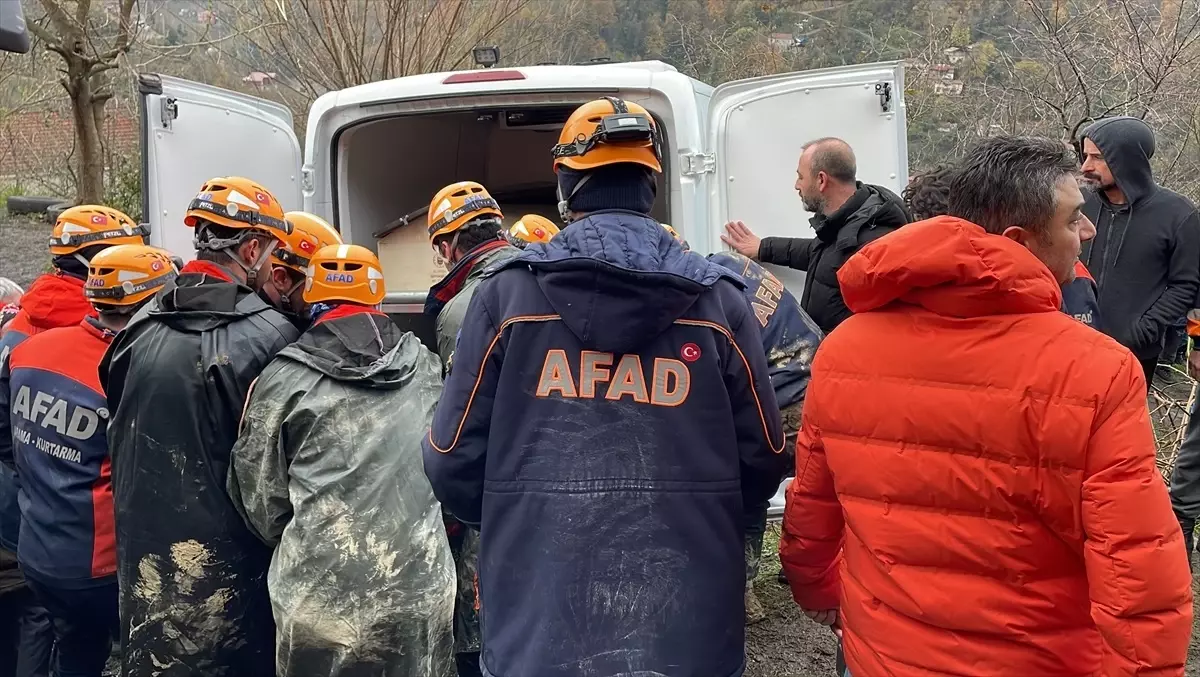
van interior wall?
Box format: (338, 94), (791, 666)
(339, 109), (669, 300)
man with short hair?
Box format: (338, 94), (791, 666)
(100, 177), (300, 675)
(721, 137), (910, 333)
(1078, 117), (1200, 384)
(781, 136), (1192, 676)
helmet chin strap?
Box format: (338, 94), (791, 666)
(557, 173), (594, 224)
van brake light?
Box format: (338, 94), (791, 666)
(443, 70), (526, 84)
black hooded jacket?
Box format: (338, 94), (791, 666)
(1081, 116), (1200, 361)
(756, 183), (911, 333)
(99, 262), (299, 676)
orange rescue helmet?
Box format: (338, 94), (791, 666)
(552, 97), (662, 174)
(84, 244), (178, 308)
(184, 176), (292, 243)
(273, 212), (343, 273)
(503, 214), (560, 249)
(50, 205), (148, 256)
(304, 244), (386, 306)
(427, 181), (503, 241)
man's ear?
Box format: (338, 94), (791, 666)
(1000, 225), (1029, 244)
(236, 235), (260, 266)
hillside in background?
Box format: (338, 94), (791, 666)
(3, 0), (1200, 209)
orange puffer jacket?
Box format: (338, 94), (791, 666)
(780, 216), (1193, 677)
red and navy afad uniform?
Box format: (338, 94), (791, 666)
(708, 251), (823, 410)
(423, 211), (787, 677)
(1063, 260), (1100, 329)
(0, 317), (115, 585)
(0, 272), (95, 552)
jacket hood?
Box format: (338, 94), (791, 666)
(507, 210), (742, 353)
(149, 266), (278, 332)
(1082, 116), (1157, 204)
(19, 273), (94, 330)
(837, 216), (1062, 318)
(280, 310), (420, 388)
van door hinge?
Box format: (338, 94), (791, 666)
(159, 97), (178, 130)
(875, 83), (892, 113)
(680, 152), (715, 176)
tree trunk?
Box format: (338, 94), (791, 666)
(68, 63), (106, 205)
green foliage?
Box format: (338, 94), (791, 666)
(105, 159), (143, 223)
(0, 183), (26, 214)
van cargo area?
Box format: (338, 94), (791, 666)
(335, 104), (670, 300)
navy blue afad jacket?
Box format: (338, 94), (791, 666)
(422, 210), (787, 677)
(707, 251), (823, 410)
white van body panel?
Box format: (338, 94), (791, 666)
(707, 62), (908, 291)
(139, 74), (301, 259)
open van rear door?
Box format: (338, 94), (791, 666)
(139, 74), (302, 259)
(707, 62), (908, 291)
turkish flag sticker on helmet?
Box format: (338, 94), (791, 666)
(90, 214), (107, 225)
(254, 191), (270, 205)
(151, 260), (163, 272)
(298, 238), (315, 253)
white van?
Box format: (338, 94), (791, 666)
(139, 58), (907, 332)
(138, 59), (908, 515)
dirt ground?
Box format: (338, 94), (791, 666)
(3, 210), (1200, 675)
(0, 214), (52, 290)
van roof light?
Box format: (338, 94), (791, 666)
(443, 70), (526, 85)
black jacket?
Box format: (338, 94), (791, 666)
(100, 263), (299, 677)
(756, 183), (910, 333)
(1081, 116), (1200, 361)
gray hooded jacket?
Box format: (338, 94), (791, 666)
(1081, 116), (1200, 360)
(228, 309), (455, 677)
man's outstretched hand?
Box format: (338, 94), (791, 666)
(803, 608), (842, 639)
(722, 221), (761, 259)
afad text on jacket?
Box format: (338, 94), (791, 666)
(0, 318), (115, 586)
(423, 210), (787, 677)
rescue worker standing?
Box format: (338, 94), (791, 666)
(1, 245), (175, 676)
(100, 177), (300, 676)
(423, 97), (787, 677)
(228, 244), (455, 677)
(0, 205), (146, 677)
(423, 181), (519, 677)
(705, 246), (822, 624)
(263, 211), (344, 320)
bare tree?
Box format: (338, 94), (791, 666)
(26, 0), (138, 204)
(207, 0), (533, 115)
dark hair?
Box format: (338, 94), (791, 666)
(947, 136), (1080, 235)
(195, 221), (271, 264)
(903, 165), (954, 220)
(803, 137), (857, 183)
(433, 218), (501, 257)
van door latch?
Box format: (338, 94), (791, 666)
(159, 97), (178, 130)
(875, 83), (892, 113)
(680, 152), (715, 176)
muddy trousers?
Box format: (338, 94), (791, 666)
(24, 576), (118, 677)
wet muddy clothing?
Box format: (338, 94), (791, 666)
(228, 306), (455, 677)
(100, 261), (298, 676)
(424, 210), (787, 677)
(424, 240), (518, 657)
